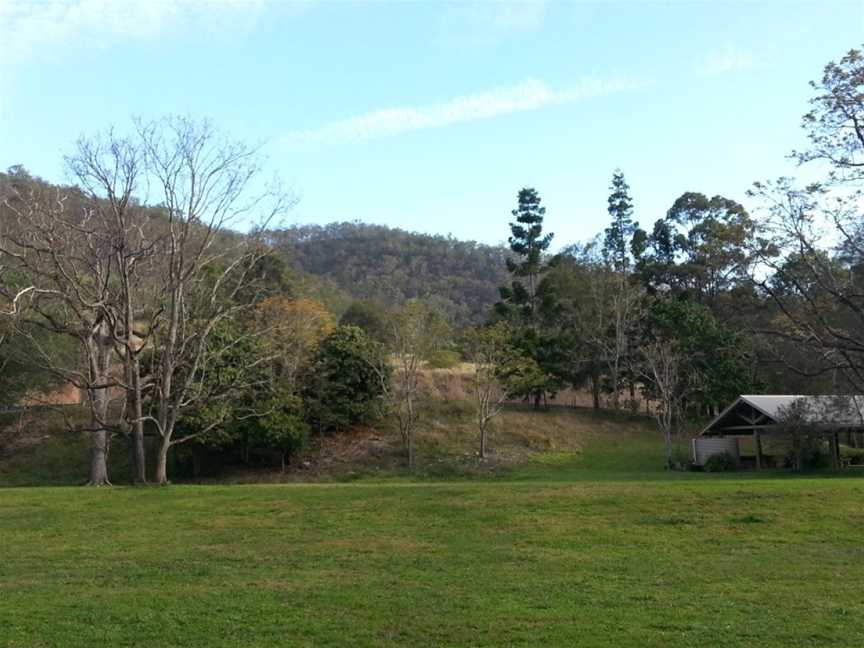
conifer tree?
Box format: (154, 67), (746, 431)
(496, 187), (554, 326)
(495, 187), (560, 409)
(603, 170), (638, 273)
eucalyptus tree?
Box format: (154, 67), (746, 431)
(751, 45), (864, 391)
(0, 168), (125, 484)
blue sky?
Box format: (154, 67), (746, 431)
(1, 1), (861, 248)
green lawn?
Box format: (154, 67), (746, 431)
(2, 410), (864, 646)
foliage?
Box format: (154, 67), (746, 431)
(172, 319), (271, 449)
(303, 325), (388, 433)
(840, 444), (864, 465)
(636, 192), (756, 311)
(426, 350), (462, 369)
(462, 322), (518, 457)
(644, 297), (759, 413)
(495, 187), (554, 327)
(493, 187), (562, 407)
(269, 222), (510, 326)
(703, 451), (737, 472)
(339, 299), (390, 343)
(244, 392), (309, 470)
(794, 45), (864, 184)
(254, 296), (335, 389)
(603, 169), (639, 273)
(381, 300), (452, 467)
(750, 45), (864, 392)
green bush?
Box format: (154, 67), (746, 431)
(426, 350), (461, 369)
(703, 451), (737, 472)
(785, 436), (830, 469)
(302, 325), (388, 433)
(840, 445), (864, 465)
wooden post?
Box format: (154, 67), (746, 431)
(754, 429), (763, 471)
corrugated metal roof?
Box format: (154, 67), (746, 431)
(739, 395), (810, 419)
(703, 395), (864, 435)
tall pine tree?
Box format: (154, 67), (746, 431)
(603, 170), (638, 274)
(496, 187), (554, 327)
(495, 187), (560, 409)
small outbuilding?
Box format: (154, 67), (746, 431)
(694, 395), (864, 469)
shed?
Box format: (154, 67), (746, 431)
(696, 395), (864, 469)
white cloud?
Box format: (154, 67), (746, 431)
(283, 76), (645, 146)
(436, 0), (547, 48)
(699, 44), (757, 75)
(0, 0), (272, 64)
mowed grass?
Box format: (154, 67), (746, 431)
(2, 408), (864, 647)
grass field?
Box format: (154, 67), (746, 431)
(2, 409), (864, 647)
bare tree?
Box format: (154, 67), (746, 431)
(463, 322), (513, 459)
(639, 339), (699, 469)
(377, 301), (449, 469)
(1, 118), (292, 485)
(0, 178), (122, 485)
(63, 131), (155, 483)
(586, 266), (644, 410)
(133, 116), (293, 484)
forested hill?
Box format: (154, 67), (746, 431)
(267, 223), (511, 325)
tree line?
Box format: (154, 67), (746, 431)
(485, 45), (864, 465)
(1, 45), (862, 480)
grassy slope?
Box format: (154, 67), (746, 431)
(2, 408), (864, 647)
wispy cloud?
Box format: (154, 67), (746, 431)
(283, 76), (645, 146)
(699, 44), (757, 75)
(436, 0), (547, 48)
(0, 0), (273, 64)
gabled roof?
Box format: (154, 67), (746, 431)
(701, 395), (864, 436)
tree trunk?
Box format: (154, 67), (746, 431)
(479, 423), (487, 459)
(86, 321), (113, 486)
(591, 373), (600, 410)
(664, 428), (673, 470)
(155, 439), (171, 485)
(132, 425), (146, 484)
(610, 370), (620, 410)
(129, 359), (146, 484)
(89, 428), (110, 485)
(533, 392), (541, 411)
(407, 431), (415, 470)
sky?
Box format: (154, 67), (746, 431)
(1, 0), (862, 249)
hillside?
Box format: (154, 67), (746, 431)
(268, 222), (511, 325)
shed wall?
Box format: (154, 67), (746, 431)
(691, 437), (740, 466)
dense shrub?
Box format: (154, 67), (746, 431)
(786, 436), (830, 470)
(841, 445), (864, 465)
(703, 451), (737, 472)
(302, 325), (389, 433)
